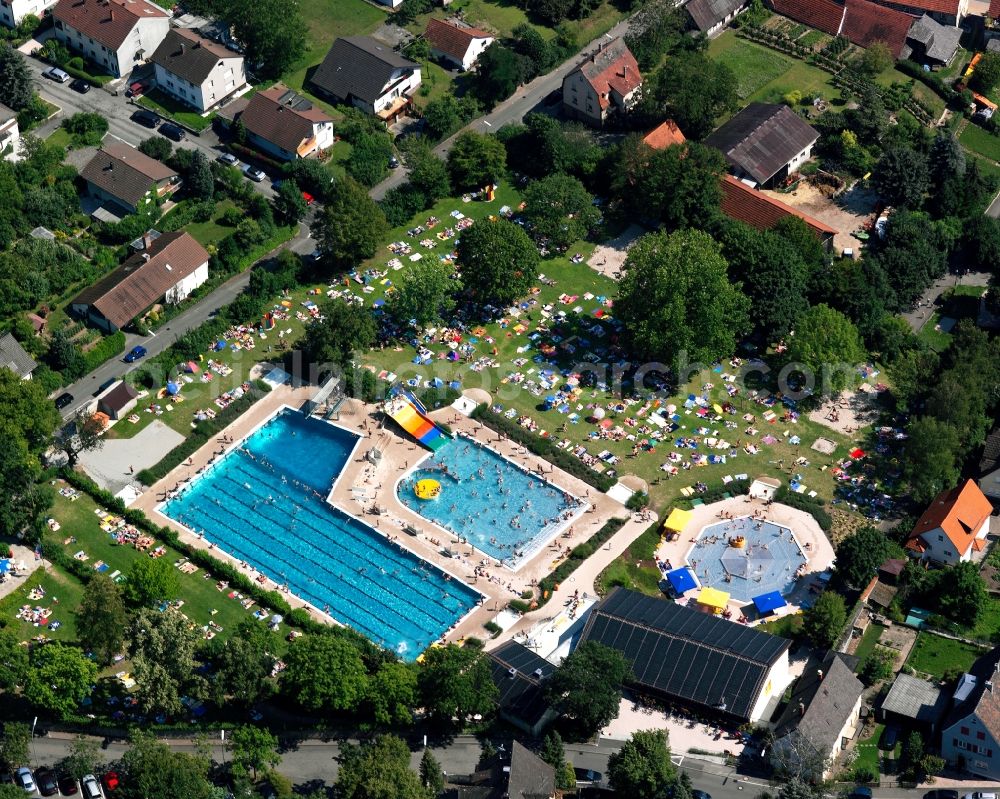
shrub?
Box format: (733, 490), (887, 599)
(81, 330), (125, 372)
(62, 112), (109, 146)
(536, 517), (626, 604)
(471, 405), (615, 492)
(483, 620), (502, 637)
(774, 486), (832, 530)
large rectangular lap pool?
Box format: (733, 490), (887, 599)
(161, 408), (480, 660)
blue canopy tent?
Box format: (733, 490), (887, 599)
(0, 559), (9, 574)
(665, 566), (697, 595)
(752, 591), (787, 615)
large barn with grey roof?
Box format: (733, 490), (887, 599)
(578, 588), (792, 722)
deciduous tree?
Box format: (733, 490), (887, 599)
(801, 591), (846, 649)
(62, 735), (101, 781)
(446, 131), (507, 191)
(391, 259), (458, 328)
(903, 417), (961, 504)
(973, 50), (1000, 94)
(128, 608), (202, 716)
(456, 218), (538, 306)
(522, 173), (600, 250)
(608, 729), (682, 799)
(76, 573), (127, 665)
(0, 630), (28, 692)
(0, 723), (29, 770)
(273, 179), (308, 225)
(227, 0), (306, 79)
(546, 641), (631, 737)
(367, 661), (418, 727)
(643, 54), (737, 139)
(229, 725), (280, 781)
(282, 634), (369, 713)
(417, 643), (498, 724)
(873, 146), (929, 208)
(120, 730), (215, 799)
(315, 176), (388, 271)
(23, 643), (97, 718)
(616, 229), (750, 364)
(786, 304), (866, 395)
(210, 619), (277, 707)
(835, 527), (895, 590)
(124, 556), (179, 607)
(300, 300), (376, 374)
(337, 735), (429, 799)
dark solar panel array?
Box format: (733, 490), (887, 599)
(489, 642), (556, 728)
(580, 589), (790, 720)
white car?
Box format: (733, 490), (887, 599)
(81, 774), (103, 799)
(15, 767), (35, 793)
(963, 794), (998, 799)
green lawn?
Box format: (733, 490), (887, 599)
(45, 127), (72, 150)
(960, 595), (1000, 645)
(709, 35), (797, 100)
(852, 623), (885, 668)
(758, 613), (803, 639)
(960, 123), (1000, 163)
(281, 0), (386, 100)
(917, 312), (954, 352)
(182, 200), (239, 248)
(708, 32), (842, 108)
(876, 67), (946, 120)
(137, 89), (213, 132)
(852, 722), (884, 778)
(408, 0), (540, 39)
(0, 564), (86, 643)
(594, 523), (663, 596)
(906, 631), (983, 679)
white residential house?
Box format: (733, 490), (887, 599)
(222, 84), (334, 162)
(311, 36), (421, 122)
(0, 0), (58, 28)
(52, 0), (170, 79)
(561, 38), (642, 127)
(151, 28), (246, 112)
(0, 102), (19, 161)
(941, 652), (1000, 780)
(906, 479), (994, 565)
(424, 17), (493, 71)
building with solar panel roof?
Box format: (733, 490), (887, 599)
(578, 588), (792, 723)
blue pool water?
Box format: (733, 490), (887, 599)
(686, 516), (807, 603)
(161, 409), (480, 660)
(396, 436), (585, 568)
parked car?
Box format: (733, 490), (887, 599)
(691, 791), (712, 799)
(69, 78), (91, 94)
(100, 772), (118, 793)
(15, 767), (35, 793)
(850, 788), (873, 799)
(243, 166), (266, 182)
(880, 726), (898, 750)
(94, 377), (117, 397)
(962, 794), (997, 799)
(125, 81), (146, 97)
(159, 122), (186, 141)
(925, 791), (959, 799)
(59, 773), (80, 794)
(217, 153), (239, 167)
(574, 768), (603, 785)
(55, 392), (74, 410)
(389, 155), (400, 169)
(35, 768), (58, 797)
(81, 774), (102, 799)
(42, 66), (70, 83)
(123, 345), (147, 363)
(131, 109), (160, 128)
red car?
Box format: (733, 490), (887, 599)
(125, 81), (146, 97)
(302, 191), (315, 206)
(102, 771), (120, 793)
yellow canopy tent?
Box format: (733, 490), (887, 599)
(697, 587), (730, 614)
(663, 507), (693, 534)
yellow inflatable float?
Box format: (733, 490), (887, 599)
(414, 479), (441, 500)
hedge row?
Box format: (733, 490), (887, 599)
(82, 331), (126, 372)
(134, 382), (271, 485)
(535, 516), (626, 605)
(470, 406), (616, 492)
(774, 485), (832, 531)
(896, 58), (963, 110)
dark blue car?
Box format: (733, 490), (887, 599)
(124, 345), (147, 363)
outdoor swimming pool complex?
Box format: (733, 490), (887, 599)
(396, 436), (586, 568)
(161, 409), (479, 660)
(686, 516), (807, 603)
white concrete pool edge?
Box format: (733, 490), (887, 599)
(390, 429), (591, 573)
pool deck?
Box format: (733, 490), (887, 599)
(131, 382), (633, 648)
(653, 496), (836, 621)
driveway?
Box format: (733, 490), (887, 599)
(899, 270), (991, 333)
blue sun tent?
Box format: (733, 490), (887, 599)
(666, 566), (697, 595)
(752, 591), (787, 614)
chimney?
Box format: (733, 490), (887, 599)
(817, 669), (824, 681)
(988, 681), (995, 693)
(179, 42), (185, 54)
(142, 232), (153, 250)
(108, 6), (113, 20)
(141, 253), (150, 262)
(799, 701), (806, 716)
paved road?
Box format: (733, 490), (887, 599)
(58, 221), (315, 420)
(368, 17), (632, 200)
(899, 270), (990, 333)
(985, 187), (1000, 218)
(25, 731), (999, 797)
(29, 60), (275, 200)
